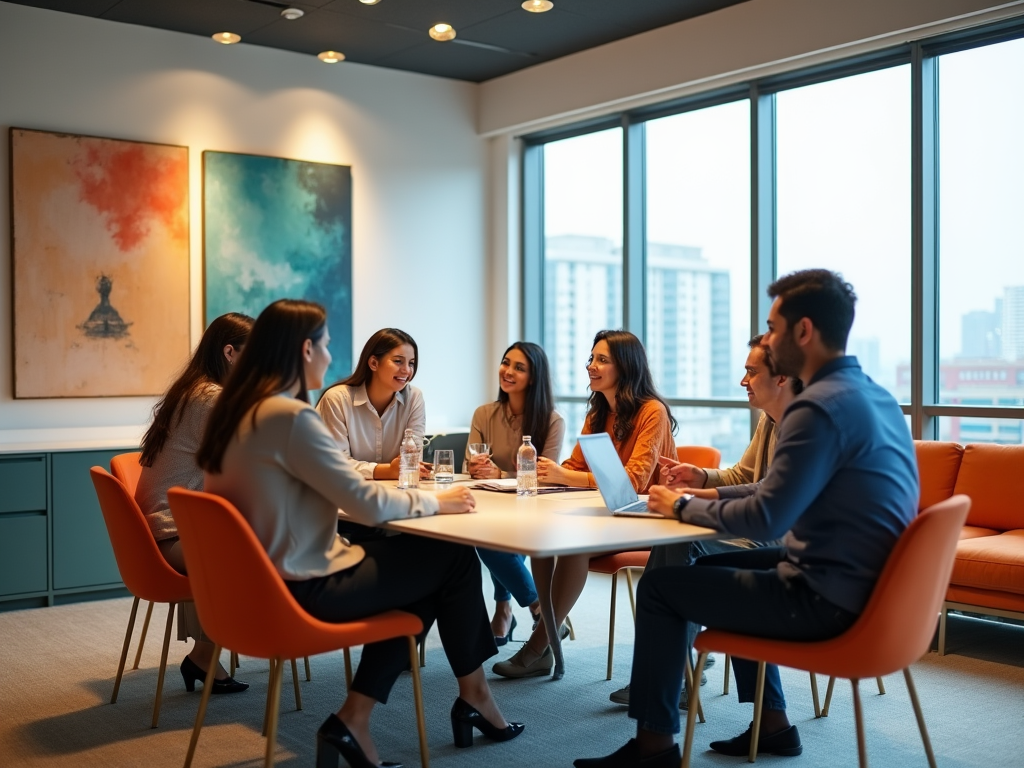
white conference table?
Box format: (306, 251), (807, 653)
(382, 484), (721, 678)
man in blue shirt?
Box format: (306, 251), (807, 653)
(575, 269), (918, 768)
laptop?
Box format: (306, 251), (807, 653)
(577, 433), (663, 517)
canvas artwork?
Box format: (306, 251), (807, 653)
(11, 128), (190, 398)
(203, 151), (353, 384)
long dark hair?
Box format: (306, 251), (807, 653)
(139, 312), (253, 467)
(497, 341), (555, 451)
(319, 328), (418, 402)
(585, 330), (677, 442)
(198, 299), (327, 474)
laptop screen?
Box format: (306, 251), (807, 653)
(577, 433), (640, 511)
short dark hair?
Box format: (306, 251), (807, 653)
(767, 269), (857, 352)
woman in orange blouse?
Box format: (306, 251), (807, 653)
(492, 330), (677, 678)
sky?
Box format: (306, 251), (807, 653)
(540, 36), (1024, 400)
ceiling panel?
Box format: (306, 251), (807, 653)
(8, 0), (752, 82)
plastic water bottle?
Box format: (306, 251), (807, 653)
(398, 429), (420, 490)
(517, 435), (538, 497)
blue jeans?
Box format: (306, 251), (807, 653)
(476, 549), (538, 606)
(628, 547), (857, 735)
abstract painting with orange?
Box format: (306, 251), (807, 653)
(11, 128), (190, 398)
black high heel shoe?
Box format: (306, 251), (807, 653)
(180, 656), (249, 694)
(450, 697), (525, 748)
(316, 714), (402, 768)
(493, 614), (517, 647)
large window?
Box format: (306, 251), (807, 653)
(776, 65), (911, 401)
(525, 21), (1024, 456)
(938, 37), (1024, 428)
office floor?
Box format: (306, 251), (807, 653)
(1, 574), (1022, 767)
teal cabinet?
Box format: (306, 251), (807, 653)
(52, 450), (123, 590)
(0, 455), (47, 513)
(0, 515), (48, 596)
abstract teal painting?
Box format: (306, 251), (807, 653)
(203, 151), (352, 382)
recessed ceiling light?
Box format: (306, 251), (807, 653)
(281, 7), (304, 20)
(318, 50), (345, 63)
(429, 23), (456, 42)
(359, 0), (381, 4)
(522, 0), (554, 12)
(212, 32), (241, 45)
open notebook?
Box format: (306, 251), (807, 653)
(471, 478), (594, 494)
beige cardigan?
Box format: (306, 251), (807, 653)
(703, 411), (777, 488)
(204, 394), (438, 581)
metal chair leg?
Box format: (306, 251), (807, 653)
(304, 656), (311, 682)
(565, 614), (576, 640)
(151, 602), (175, 728)
(344, 648), (353, 689)
(723, 653), (731, 695)
(408, 637), (430, 768)
(290, 659), (302, 710)
(606, 570), (618, 680)
(112, 596), (140, 704)
(681, 651), (709, 768)
(904, 667), (937, 768)
(876, 676), (886, 695)
(230, 650), (239, 677)
(262, 659), (278, 737)
(749, 661), (767, 763)
(264, 657), (284, 768)
(683, 652), (705, 723)
(625, 567), (637, 622)
(419, 640), (426, 667)
(938, 607), (948, 655)
(810, 672), (821, 718)
(132, 600), (154, 670)
(183, 642), (220, 768)
(823, 675), (837, 716)
(851, 679), (868, 768)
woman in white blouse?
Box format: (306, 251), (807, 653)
(317, 328), (430, 480)
(198, 300), (523, 768)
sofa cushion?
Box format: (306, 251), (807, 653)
(951, 530), (1024, 595)
(953, 443), (1024, 531)
(946, 584), (1024, 614)
(915, 441), (963, 511)
(960, 525), (1000, 540)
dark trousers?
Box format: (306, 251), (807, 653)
(287, 536), (497, 703)
(628, 547), (857, 735)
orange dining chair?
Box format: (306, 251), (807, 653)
(109, 452), (160, 673)
(91, 466), (193, 728)
(682, 494), (971, 768)
(590, 446), (723, 680)
(168, 488), (429, 768)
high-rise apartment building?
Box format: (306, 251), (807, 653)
(1002, 287), (1024, 362)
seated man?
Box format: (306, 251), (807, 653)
(608, 333), (802, 707)
(575, 269), (918, 767)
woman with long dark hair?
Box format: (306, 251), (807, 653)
(466, 342), (565, 644)
(198, 299), (523, 768)
(493, 330), (677, 679)
(316, 328), (429, 480)
(136, 311), (253, 693)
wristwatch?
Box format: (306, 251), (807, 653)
(673, 494), (692, 522)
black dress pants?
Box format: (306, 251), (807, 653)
(287, 536), (496, 703)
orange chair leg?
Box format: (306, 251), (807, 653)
(344, 648), (353, 689)
(151, 602), (175, 728)
(823, 675), (837, 716)
(407, 636), (430, 768)
(606, 571), (618, 680)
(183, 642), (220, 768)
(810, 672), (821, 718)
(112, 596), (140, 704)
(749, 661), (767, 763)
(723, 653), (731, 695)
(851, 679), (868, 768)
(132, 600), (154, 670)
(264, 657), (284, 768)
(681, 651), (709, 768)
(904, 668), (937, 768)
(290, 659), (302, 711)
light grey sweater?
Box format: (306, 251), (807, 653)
(204, 394), (439, 581)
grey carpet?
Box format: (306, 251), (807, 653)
(1, 574), (1023, 767)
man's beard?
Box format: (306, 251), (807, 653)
(768, 331), (804, 379)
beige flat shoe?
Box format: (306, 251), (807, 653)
(492, 645), (553, 678)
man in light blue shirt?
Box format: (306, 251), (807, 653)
(575, 269), (918, 768)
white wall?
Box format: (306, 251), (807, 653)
(0, 1), (489, 446)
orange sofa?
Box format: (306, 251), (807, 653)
(916, 441), (1024, 654)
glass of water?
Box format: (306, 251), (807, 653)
(434, 449), (455, 485)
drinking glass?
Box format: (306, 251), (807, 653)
(468, 442), (490, 459)
(434, 449), (455, 484)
